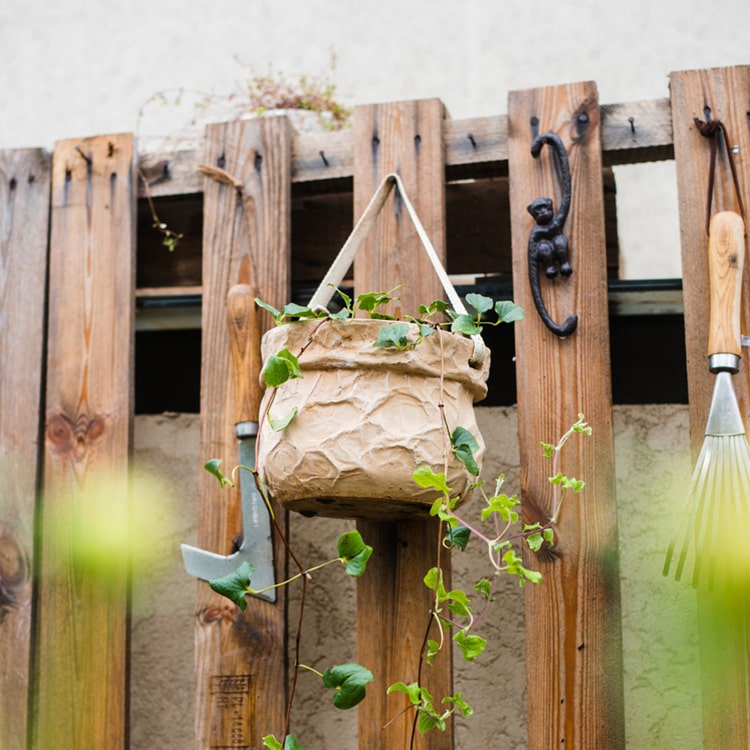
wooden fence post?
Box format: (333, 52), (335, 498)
(352, 98), (453, 750)
(0, 148), (51, 750)
(670, 63), (750, 749)
(196, 115), (292, 748)
(507, 82), (625, 749)
(34, 134), (136, 748)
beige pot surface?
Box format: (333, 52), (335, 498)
(257, 318), (491, 519)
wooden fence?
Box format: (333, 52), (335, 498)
(1, 63), (749, 748)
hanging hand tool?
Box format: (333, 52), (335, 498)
(664, 211), (750, 588)
(182, 284), (276, 601)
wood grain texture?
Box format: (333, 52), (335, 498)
(35, 134), (135, 749)
(707, 211), (745, 359)
(670, 64), (750, 750)
(507, 82), (625, 749)
(352, 99), (453, 750)
(196, 115), (291, 749)
(139, 97), (675, 198)
(671, 66), (750, 455)
(0, 148), (51, 750)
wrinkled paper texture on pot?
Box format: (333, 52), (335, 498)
(257, 319), (490, 520)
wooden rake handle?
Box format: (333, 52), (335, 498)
(227, 284), (264, 425)
(708, 211), (747, 361)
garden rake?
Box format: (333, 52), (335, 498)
(664, 210), (750, 589)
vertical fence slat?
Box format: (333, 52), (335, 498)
(0, 148), (50, 750)
(196, 116), (291, 749)
(670, 64), (750, 749)
(507, 82), (625, 749)
(34, 134), (135, 748)
(352, 98), (453, 750)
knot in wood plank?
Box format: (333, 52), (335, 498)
(0, 523), (30, 621)
(45, 412), (107, 459)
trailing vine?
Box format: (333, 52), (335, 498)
(204, 287), (589, 748)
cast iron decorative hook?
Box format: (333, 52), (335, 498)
(527, 132), (578, 337)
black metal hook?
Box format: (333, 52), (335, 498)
(526, 132), (578, 337)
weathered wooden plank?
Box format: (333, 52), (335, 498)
(600, 98), (674, 165)
(670, 64), (750, 750)
(508, 82), (625, 749)
(352, 99), (453, 750)
(0, 148), (51, 750)
(34, 134), (136, 749)
(138, 98), (674, 197)
(195, 116), (291, 749)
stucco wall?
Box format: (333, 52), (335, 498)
(132, 404), (700, 749)
(2, 1), (749, 279)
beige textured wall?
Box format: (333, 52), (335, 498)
(2, 1), (750, 280)
(131, 404), (701, 749)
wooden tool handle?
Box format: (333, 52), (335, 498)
(708, 211), (747, 358)
(227, 284), (264, 424)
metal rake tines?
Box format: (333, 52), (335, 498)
(664, 434), (750, 589)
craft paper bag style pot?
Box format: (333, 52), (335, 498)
(257, 318), (490, 520)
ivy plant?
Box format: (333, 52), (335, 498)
(201, 286), (592, 748)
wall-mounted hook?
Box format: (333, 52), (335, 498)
(527, 131), (578, 337)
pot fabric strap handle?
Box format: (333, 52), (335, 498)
(308, 172), (487, 367)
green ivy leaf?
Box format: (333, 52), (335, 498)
(204, 458), (234, 488)
(446, 588), (472, 619)
(356, 290), (398, 315)
(262, 735), (306, 750)
(450, 314), (482, 336)
(451, 426), (480, 476)
(424, 566), (448, 602)
(540, 441), (556, 458)
(209, 560), (255, 611)
(495, 300), (524, 323)
(444, 524), (470, 551)
(321, 663), (374, 709)
(572, 415), (592, 436)
(454, 630), (487, 661)
(387, 682), (448, 735)
(387, 681), (423, 704)
(417, 710), (446, 735)
(263, 348), (302, 387)
(373, 322), (411, 350)
(413, 466), (451, 495)
(329, 307), (352, 320)
(418, 299), (448, 316)
(548, 473), (585, 493)
(481, 493), (519, 524)
(331, 285), (353, 315)
(474, 577), (493, 601)
(425, 638), (440, 666)
(526, 531), (544, 552)
(268, 407), (298, 432)
(255, 298), (282, 323)
(466, 293), (493, 315)
(502, 550), (542, 586)
(368, 311), (397, 321)
(443, 692), (473, 718)
(337, 530), (373, 577)
(281, 302), (316, 319)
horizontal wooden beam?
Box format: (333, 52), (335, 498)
(137, 97), (673, 198)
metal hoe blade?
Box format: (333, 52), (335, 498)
(182, 433), (276, 602)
